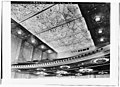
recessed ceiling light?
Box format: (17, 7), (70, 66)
(34, 71), (47, 75)
(30, 36), (37, 44)
(95, 15), (101, 22)
(75, 73), (82, 76)
(17, 69), (21, 72)
(60, 65), (70, 69)
(17, 29), (23, 35)
(56, 70), (68, 74)
(79, 68), (93, 73)
(98, 29), (103, 34)
(98, 71), (108, 74)
(36, 68), (46, 71)
(41, 45), (46, 49)
(39, 45), (47, 50)
(31, 39), (36, 43)
(93, 58), (109, 64)
(100, 37), (105, 42)
(47, 50), (53, 53)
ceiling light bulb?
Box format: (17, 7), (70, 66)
(41, 45), (46, 49)
(31, 39), (36, 43)
(47, 50), (53, 53)
(36, 68), (46, 71)
(75, 73), (82, 76)
(35, 71), (47, 75)
(17, 30), (22, 35)
(95, 16), (101, 22)
(60, 65), (70, 69)
(100, 38), (104, 42)
(98, 29), (103, 33)
(79, 68), (93, 73)
(93, 58), (109, 64)
(56, 70), (68, 74)
(17, 70), (21, 72)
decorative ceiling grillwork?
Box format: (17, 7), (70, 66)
(11, 4), (95, 53)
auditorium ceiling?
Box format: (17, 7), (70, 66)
(11, 2), (110, 78)
(11, 3), (95, 53)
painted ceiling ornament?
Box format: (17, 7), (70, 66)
(11, 4), (54, 22)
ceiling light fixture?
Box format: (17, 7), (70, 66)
(56, 70), (68, 74)
(31, 38), (36, 43)
(60, 65), (70, 69)
(95, 15), (101, 22)
(36, 68), (46, 71)
(17, 29), (23, 35)
(93, 13), (104, 23)
(93, 58), (109, 64)
(75, 73), (82, 76)
(100, 37), (105, 42)
(78, 68), (93, 73)
(98, 71), (108, 75)
(47, 49), (53, 53)
(98, 29), (103, 34)
(30, 36), (37, 44)
(40, 45), (46, 49)
(34, 71), (48, 75)
(39, 45), (47, 50)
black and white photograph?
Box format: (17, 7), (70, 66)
(11, 1), (110, 78)
(1, 0), (119, 86)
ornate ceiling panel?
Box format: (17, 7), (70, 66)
(11, 4), (54, 22)
(11, 3), (95, 53)
(39, 17), (88, 42)
(20, 4), (82, 33)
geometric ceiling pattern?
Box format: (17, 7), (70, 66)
(11, 4), (95, 53)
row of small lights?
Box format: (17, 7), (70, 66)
(94, 13), (107, 42)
